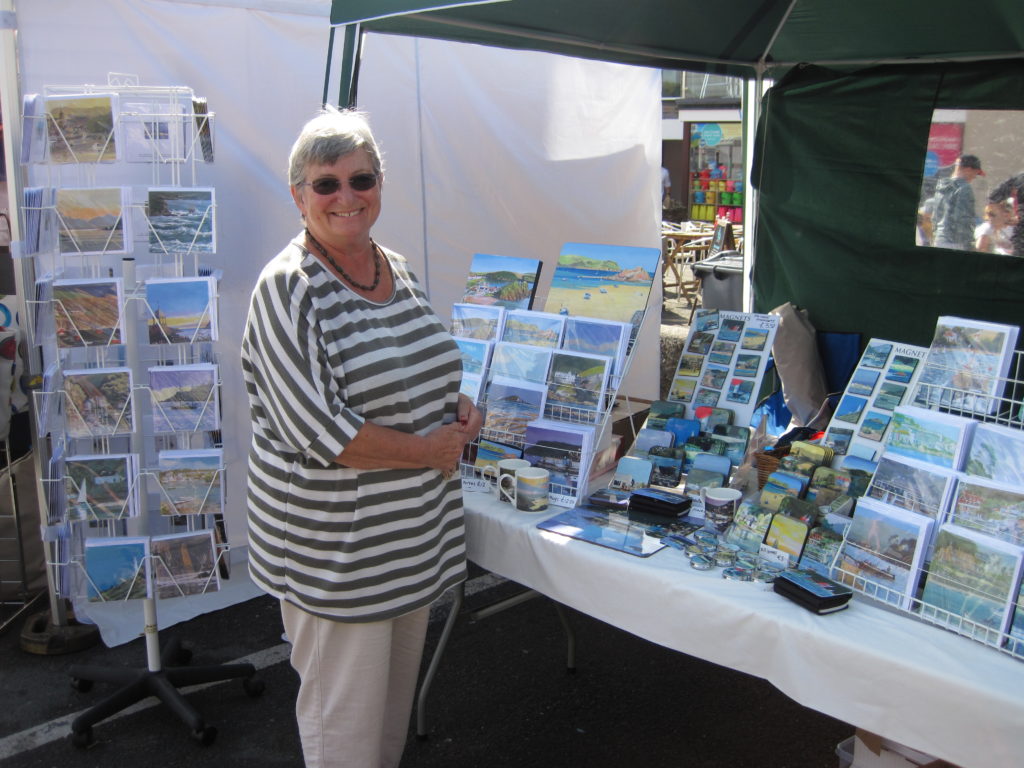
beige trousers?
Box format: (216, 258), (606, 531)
(281, 599), (430, 768)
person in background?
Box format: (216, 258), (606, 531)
(974, 199), (1016, 255)
(241, 106), (483, 768)
(987, 172), (1024, 257)
(932, 154), (985, 250)
(661, 166), (671, 208)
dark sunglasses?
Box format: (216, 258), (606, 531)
(302, 173), (379, 195)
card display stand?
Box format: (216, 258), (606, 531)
(15, 75), (262, 747)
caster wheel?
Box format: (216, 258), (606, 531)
(243, 677), (266, 697)
(192, 725), (218, 746)
(70, 677), (93, 693)
(71, 726), (93, 749)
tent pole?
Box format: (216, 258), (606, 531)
(336, 24), (362, 108)
(322, 26), (335, 107)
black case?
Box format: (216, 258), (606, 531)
(627, 488), (692, 518)
(773, 569), (854, 615)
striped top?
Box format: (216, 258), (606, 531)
(240, 236), (466, 622)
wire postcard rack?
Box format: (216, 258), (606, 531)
(831, 349), (1024, 662)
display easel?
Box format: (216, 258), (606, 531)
(14, 75), (264, 747)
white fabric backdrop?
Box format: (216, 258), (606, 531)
(14, 1), (661, 638)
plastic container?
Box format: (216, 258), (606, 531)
(836, 736), (854, 768)
(693, 250), (745, 311)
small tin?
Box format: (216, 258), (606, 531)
(689, 554), (714, 571)
(722, 566), (753, 581)
(686, 544), (705, 557)
(752, 567), (781, 584)
(694, 530), (718, 547)
(736, 552), (759, 570)
(713, 549), (737, 567)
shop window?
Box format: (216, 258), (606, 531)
(916, 109), (1024, 258)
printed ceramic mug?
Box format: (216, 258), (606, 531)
(700, 487), (743, 533)
(482, 459), (531, 502)
(499, 467), (551, 513)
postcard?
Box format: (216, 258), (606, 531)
(865, 455), (955, 519)
(64, 453), (138, 523)
(542, 242), (659, 325)
(56, 187), (129, 255)
(460, 373), (484, 404)
(45, 93), (118, 163)
(523, 419), (595, 505)
(834, 497), (933, 609)
(52, 278), (124, 348)
(192, 96), (215, 162)
(481, 376), (547, 443)
(921, 523), (1023, 643)
(148, 187), (216, 255)
(151, 530), (221, 599)
(948, 475), (1024, 547)
(460, 253), (542, 310)
(489, 341), (553, 384)
(501, 309), (566, 348)
(913, 316), (1019, 414)
(121, 100), (189, 163)
(63, 367), (134, 438)
(85, 536), (151, 601)
(144, 276), (218, 344)
(545, 350), (611, 420)
(561, 317), (631, 377)
(454, 338), (493, 378)
(884, 405), (975, 470)
(963, 421), (1024, 487)
(149, 364), (219, 434)
(450, 303), (505, 341)
(156, 448), (224, 516)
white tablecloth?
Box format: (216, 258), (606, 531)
(464, 492), (1024, 768)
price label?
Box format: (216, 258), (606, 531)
(462, 477), (490, 494)
(758, 543), (790, 570)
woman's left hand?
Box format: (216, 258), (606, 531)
(455, 394), (484, 442)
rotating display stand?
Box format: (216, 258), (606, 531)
(16, 75), (263, 747)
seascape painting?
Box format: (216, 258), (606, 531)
(56, 187), (127, 254)
(149, 365), (219, 433)
(148, 187), (216, 254)
(156, 449), (223, 516)
(45, 93), (117, 163)
(145, 277), (217, 344)
(481, 377), (546, 443)
(85, 537), (150, 602)
(64, 454), (136, 523)
(460, 253), (541, 310)
(543, 242), (659, 324)
(63, 368), (134, 438)
(152, 531), (220, 599)
(450, 303), (505, 341)
(53, 279), (123, 348)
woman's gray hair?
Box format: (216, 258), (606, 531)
(287, 105), (384, 187)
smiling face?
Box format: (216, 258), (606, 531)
(291, 148), (382, 250)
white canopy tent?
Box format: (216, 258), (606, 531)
(6, 0), (662, 642)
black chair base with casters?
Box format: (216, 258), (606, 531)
(68, 634), (265, 747)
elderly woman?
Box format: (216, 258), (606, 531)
(241, 106), (482, 768)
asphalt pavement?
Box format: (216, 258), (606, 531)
(0, 564), (853, 768)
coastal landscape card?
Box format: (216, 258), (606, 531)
(609, 455), (653, 491)
(913, 316), (1019, 414)
(121, 100), (189, 163)
(963, 421), (1024, 487)
(156, 448), (224, 516)
(63, 367), (134, 438)
(544, 350), (611, 421)
(84, 536), (151, 601)
(149, 364), (219, 434)
(543, 242), (660, 324)
(450, 303), (505, 341)
(834, 497), (933, 609)
(948, 476), (1024, 548)
(56, 187), (129, 255)
(921, 523), (1023, 643)
(45, 93), (118, 163)
(501, 309), (566, 348)
(472, 438), (523, 470)
(489, 341), (553, 384)
(481, 376), (547, 444)
(145, 277), (218, 344)
(561, 317), (631, 377)
(454, 338), (493, 380)
(884, 405), (975, 471)
(64, 453), (138, 523)
(865, 454), (955, 519)
(148, 187), (216, 255)
(460, 253), (542, 310)
(151, 530), (220, 599)
(523, 419), (595, 506)
(52, 278), (124, 348)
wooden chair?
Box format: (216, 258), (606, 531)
(661, 235), (683, 297)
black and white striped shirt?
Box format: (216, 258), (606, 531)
(241, 236), (465, 621)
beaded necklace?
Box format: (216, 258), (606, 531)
(304, 228), (382, 292)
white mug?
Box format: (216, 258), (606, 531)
(700, 487), (743, 533)
(482, 459), (530, 502)
(499, 467), (550, 513)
